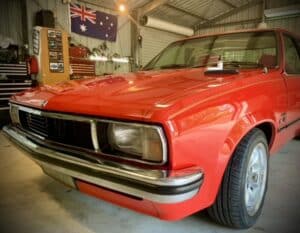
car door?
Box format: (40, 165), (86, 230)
(282, 33), (300, 129)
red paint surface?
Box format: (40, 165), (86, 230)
(12, 29), (300, 220)
(76, 180), (160, 218)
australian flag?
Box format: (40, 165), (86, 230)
(70, 3), (118, 42)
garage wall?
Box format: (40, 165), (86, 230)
(0, 0), (26, 46)
(265, 0), (300, 33)
(266, 16), (300, 34)
(195, 1), (300, 36)
(266, 0), (299, 8)
(195, 3), (261, 35)
(26, 0), (131, 56)
(140, 27), (184, 66)
(25, 0), (131, 73)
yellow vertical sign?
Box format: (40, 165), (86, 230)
(35, 27), (70, 85)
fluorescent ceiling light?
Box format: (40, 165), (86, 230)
(89, 55), (108, 61)
(89, 55), (129, 63)
(112, 57), (129, 63)
(141, 16), (194, 36)
(264, 4), (300, 18)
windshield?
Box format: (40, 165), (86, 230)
(143, 31), (278, 71)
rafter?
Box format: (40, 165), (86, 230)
(166, 3), (208, 22)
(221, 0), (237, 9)
(139, 0), (170, 16)
(199, 18), (262, 29)
(194, 0), (262, 31)
(78, 0), (115, 11)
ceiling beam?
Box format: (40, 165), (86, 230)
(78, 0), (116, 12)
(194, 0), (263, 31)
(220, 0), (237, 9)
(199, 18), (262, 29)
(139, 0), (170, 16)
(166, 3), (208, 21)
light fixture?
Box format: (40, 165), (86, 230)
(89, 55), (108, 61)
(118, 3), (126, 13)
(257, 22), (268, 29)
(140, 16), (194, 36)
(264, 4), (300, 18)
(112, 57), (129, 63)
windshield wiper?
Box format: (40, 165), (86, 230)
(204, 69), (239, 75)
(142, 67), (155, 71)
(159, 64), (188, 69)
(191, 65), (206, 68)
(223, 61), (262, 68)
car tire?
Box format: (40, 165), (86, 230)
(208, 128), (269, 229)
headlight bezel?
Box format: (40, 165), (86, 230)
(97, 120), (168, 165)
(105, 122), (167, 164)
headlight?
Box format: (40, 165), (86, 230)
(107, 123), (166, 163)
(10, 104), (20, 125)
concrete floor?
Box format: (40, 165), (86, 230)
(0, 131), (299, 233)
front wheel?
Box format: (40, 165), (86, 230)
(208, 128), (269, 229)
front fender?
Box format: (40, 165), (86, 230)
(208, 113), (277, 204)
(159, 73), (286, 211)
(164, 106), (278, 208)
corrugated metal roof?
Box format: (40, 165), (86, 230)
(81, 0), (264, 29)
(146, 0), (239, 28)
(127, 0), (152, 10)
(223, 0), (245, 7)
(218, 3), (262, 23)
(82, 0), (299, 30)
(201, 0), (232, 19)
(150, 5), (200, 27)
(79, 0), (151, 11)
(167, 0), (213, 21)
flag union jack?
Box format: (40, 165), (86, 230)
(69, 3), (118, 42)
(70, 3), (96, 24)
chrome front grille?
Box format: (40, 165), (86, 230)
(19, 110), (94, 150)
(11, 104), (167, 166)
(19, 111), (49, 137)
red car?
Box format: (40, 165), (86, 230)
(4, 28), (300, 229)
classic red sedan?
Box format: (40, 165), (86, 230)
(4, 28), (300, 229)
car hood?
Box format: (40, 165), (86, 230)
(12, 68), (263, 121)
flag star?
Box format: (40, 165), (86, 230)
(110, 23), (114, 27)
(106, 16), (109, 20)
(108, 27), (111, 30)
(105, 34), (109, 38)
(100, 21), (103, 26)
(80, 24), (87, 32)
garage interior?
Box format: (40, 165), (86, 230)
(0, 0), (300, 232)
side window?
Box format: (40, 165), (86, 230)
(284, 35), (300, 74)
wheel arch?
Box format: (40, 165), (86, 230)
(254, 121), (276, 150)
(207, 118), (276, 207)
(223, 119), (276, 169)
(225, 118), (277, 160)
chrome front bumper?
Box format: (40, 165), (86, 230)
(3, 125), (203, 204)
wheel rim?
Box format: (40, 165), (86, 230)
(244, 142), (268, 216)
